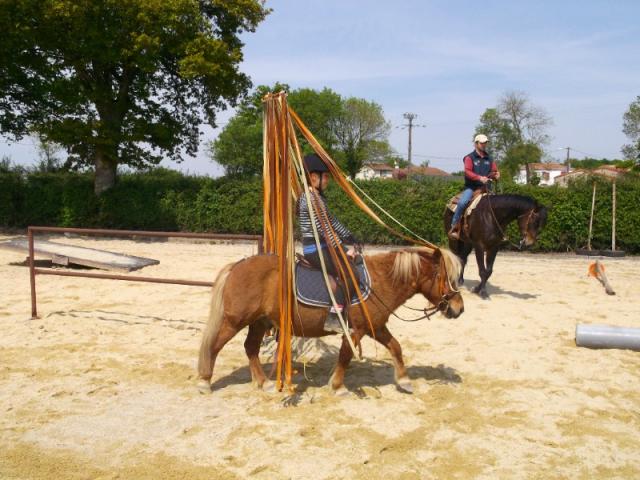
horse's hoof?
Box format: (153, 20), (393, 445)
(197, 380), (212, 394)
(397, 379), (413, 394)
(333, 386), (351, 397)
(480, 291), (489, 300)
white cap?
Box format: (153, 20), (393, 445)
(474, 134), (488, 143)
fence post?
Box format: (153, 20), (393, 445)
(28, 227), (38, 319)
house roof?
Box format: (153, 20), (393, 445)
(394, 165), (450, 178)
(362, 163), (394, 171)
(555, 166), (628, 181)
(521, 162), (566, 171)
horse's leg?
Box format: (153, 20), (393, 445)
(244, 321), (268, 389)
(197, 320), (243, 392)
(369, 325), (412, 393)
(472, 246), (489, 298)
(458, 242), (473, 285)
(483, 246), (499, 289)
(329, 330), (364, 394)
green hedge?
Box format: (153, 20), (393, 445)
(1, 169), (639, 253)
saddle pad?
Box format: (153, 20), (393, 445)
(295, 259), (371, 308)
(447, 193), (486, 216)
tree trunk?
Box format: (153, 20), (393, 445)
(94, 150), (117, 195)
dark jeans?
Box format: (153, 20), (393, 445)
(305, 246), (360, 306)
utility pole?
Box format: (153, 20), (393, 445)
(401, 113), (426, 166)
(564, 146), (571, 172)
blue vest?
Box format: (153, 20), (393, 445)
(464, 151), (493, 189)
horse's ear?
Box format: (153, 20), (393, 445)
(536, 203), (550, 213)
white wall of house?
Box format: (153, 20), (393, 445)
(355, 166), (394, 180)
(515, 167), (566, 186)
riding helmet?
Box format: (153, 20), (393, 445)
(303, 154), (329, 174)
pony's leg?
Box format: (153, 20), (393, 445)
(244, 321), (268, 388)
(197, 320), (242, 391)
(369, 325), (412, 393)
(472, 247), (489, 298)
(329, 330), (364, 393)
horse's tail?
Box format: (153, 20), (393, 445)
(198, 262), (234, 380)
(439, 248), (462, 289)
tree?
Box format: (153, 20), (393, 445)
(332, 97), (391, 178)
(622, 96), (640, 160)
(211, 86), (392, 178)
(501, 143), (543, 183)
(476, 108), (518, 161)
(476, 91), (553, 162)
(34, 133), (64, 172)
(211, 84), (344, 176)
(0, 0), (268, 194)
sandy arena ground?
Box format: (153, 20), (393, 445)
(1, 234), (639, 479)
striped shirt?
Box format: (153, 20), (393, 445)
(297, 189), (353, 254)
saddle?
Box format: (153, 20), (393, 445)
(446, 190), (486, 214)
(295, 254), (371, 308)
(446, 190), (487, 239)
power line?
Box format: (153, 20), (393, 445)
(411, 152), (460, 160)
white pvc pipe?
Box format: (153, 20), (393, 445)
(576, 324), (640, 352)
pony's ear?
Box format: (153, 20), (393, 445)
(419, 247), (441, 261)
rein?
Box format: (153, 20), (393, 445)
(368, 288), (442, 322)
(368, 255), (456, 322)
(485, 195), (536, 249)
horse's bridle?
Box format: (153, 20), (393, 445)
(486, 196), (538, 249)
(516, 208), (539, 249)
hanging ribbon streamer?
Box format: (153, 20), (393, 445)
(263, 92), (445, 390)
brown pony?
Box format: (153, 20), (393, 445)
(197, 247), (464, 394)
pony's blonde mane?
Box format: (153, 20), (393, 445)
(391, 250), (422, 285)
(439, 248), (462, 289)
(390, 247), (461, 289)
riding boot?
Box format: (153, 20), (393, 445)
(448, 223), (461, 240)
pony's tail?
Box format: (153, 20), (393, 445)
(439, 248), (462, 289)
(198, 262), (234, 381)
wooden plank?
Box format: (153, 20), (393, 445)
(0, 238), (159, 272)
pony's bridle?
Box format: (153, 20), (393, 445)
(371, 258), (458, 322)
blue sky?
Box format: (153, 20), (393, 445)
(2, 0), (639, 174)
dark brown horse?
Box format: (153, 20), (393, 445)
(197, 247), (464, 394)
(444, 194), (548, 299)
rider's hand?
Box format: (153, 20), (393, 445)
(480, 176), (489, 184)
(346, 247), (356, 260)
(493, 171), (500, 180)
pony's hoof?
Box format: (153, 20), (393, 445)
(262, 380), (277, 393)
(333, 386), (351, 397)
(197, 380), (212, 394)
(397, 379), (413, 394)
